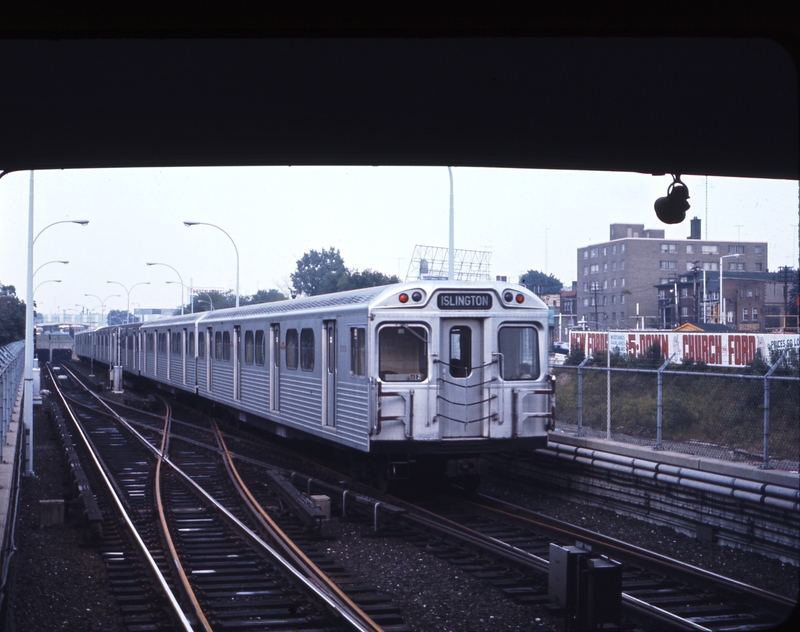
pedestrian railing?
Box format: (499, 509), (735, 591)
(0, 342), (25, 447)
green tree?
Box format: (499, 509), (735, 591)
(244, 289), (287, 305)
(0, 283), (26, 346)
(190, 290), (237, 312)
(291, 248), (348, 296)
(338, 269), (400, 291)
(107, 309), (138, 325)
(520, 270), (563, 295)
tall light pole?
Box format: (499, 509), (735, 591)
(447, 167), (454, 281)
(719, 253), (742, 324)
(24, 169), (90, 475)
(85, 293), (120, 327)
(183, 222), (239, 307)
(147, 262), (185, 314)
(107, 281), (150, 323)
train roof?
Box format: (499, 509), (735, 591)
(133, 280), (547, 329)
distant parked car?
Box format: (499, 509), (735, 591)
(553, 341), (570, 354)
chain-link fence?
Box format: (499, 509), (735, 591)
(1, 341), (25, 447)
(551, 352), (800, 471)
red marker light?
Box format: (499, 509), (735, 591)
(515, 294), (524, 304)
(399, 293), (409, 303)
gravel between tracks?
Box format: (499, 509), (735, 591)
(4, 392), (798, 631)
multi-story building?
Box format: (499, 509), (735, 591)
(576, 219), (769, 329)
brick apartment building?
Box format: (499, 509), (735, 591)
(576, 220), (769, 329)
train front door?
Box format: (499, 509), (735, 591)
(438, 319), (486, 438)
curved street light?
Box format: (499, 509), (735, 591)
(147, 262), (185, 314)
(34, 260), (68, 277)
(33, 279), (61, 295)
(183, 221), (239, 307)
(107, 280), (150, 323)
(85, 293), (120, 327)
(196, 291), (215, 311)
(24, 170), (90, 475)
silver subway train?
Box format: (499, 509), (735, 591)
(75, 281), (555, 485)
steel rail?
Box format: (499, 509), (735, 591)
(213, 423), (385, 632)
(46, 364), (195, 632)
(60, 368), (380, 632)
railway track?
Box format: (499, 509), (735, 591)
(47, 362), (409, 631)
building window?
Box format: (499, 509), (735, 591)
(686, 262), (696, 270)
(660, 261), (677, 269)
(660, 243), (677, 253)
(621, 278), (626, 287)
(611, 261), (617, 271)
(702, 261), (718, 271)
(729, 262), (745, 271)
(583, 298), (589, 306)
(702, 245), (719, 255)
(746, 288), (753, 298)
(603, 246), (607, 256)
(612, 244), (617, 254)
(621, 295), (626, 304)
(728, 245), (745, 254)
(583, 250), (588, 259)
(603, 279), (608, 289)
(611, 295), (617, 304)
(584, 266), (589, 276)
(620, 260), (626, 270)
(742, 308), (749, 321)
(752, 308), (758, 320)
(681, 306), (690, 317)
(612, 278), (617, 288)
(603, 263), (608, 272)
(591, 248), (598, 257)
(754, 245), (763, 255)
(686, 244), (694, 254)
(621, 243), (626, 252)
(590, 264), (599, 274)
(583, 282), (589, 291)
(755, 262), (763, 271)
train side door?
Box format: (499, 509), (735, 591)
(269, 324), (280, 412)
(438, 319), (486, 438)
(233, 326), (242, 400)
(321, 321), (336, 427)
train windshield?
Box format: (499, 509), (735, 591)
(499, 325), (539, 380)
(379, 325), (428, 382)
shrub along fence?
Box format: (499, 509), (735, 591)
(551, 349), (799, 471)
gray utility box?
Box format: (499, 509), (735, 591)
(549, 543), (591, 610)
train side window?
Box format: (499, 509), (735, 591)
(286, 329), (298, 369)
(350, 327), (366, 376)
(255, 330), (265, 366)
(172, 332), (181, 356)
(244, 330), (254, 365)
(379, 325), (428, 382)
(300, 328), (315, 371)
(158, 332), (167, 355)
(449, 326), (472, 378)
(223, 331), (231, 361)
(498, 325), (539, 380)
(198, 331), (205, 358)
(215, 331), (223, 360)
(188, 331), (195, 356)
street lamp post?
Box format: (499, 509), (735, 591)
(183, 222), (239, 307)
(107, 280), (150, 323)
(84, 293), (120, 327)
(719, 253), (742, 324)
(24, 169), (90, 475)
(146, 262), (185, 314)
(34, 260), (69, 278)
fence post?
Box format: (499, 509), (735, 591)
(762, 350), (787, 470)
(575, 355), (591, 436)
(655, 354), (677, 451)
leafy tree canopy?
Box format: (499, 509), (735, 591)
(243, 289), (287, 305)
(0, 282), (26, 346)
(292, 248), (399, 296)
(188, 290), (237, 313)
(519, 270), (563, 295)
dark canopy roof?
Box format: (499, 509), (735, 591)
(1, 7), (797, 179)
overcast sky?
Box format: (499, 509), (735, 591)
(1, 166), (797, 318)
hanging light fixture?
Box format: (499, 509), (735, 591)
(654, 174), (690, 224)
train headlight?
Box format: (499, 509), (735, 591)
(411, 291), (422, 302)
(504, 291), (514, 303)
(399, 293), (409, 304)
